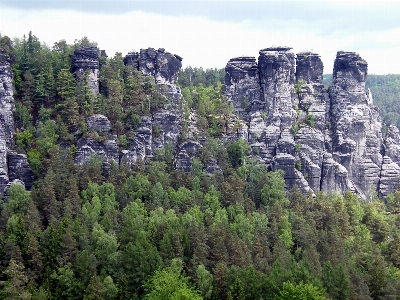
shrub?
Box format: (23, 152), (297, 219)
(306, 113), (315, 127)
(291, 122), (300, 135)
(294, 80), (305, 94)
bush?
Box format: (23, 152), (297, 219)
(306, 114), (315, 127)
(227, 139), (250, 168)
(294, 80), (305, 94)
(295, 160), (302, 171)
(291, 122), (300, 135)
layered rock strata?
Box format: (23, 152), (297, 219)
(225, 48), (400, 198)
(73, 46), (100, 95)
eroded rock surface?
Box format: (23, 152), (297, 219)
(73, 46), (100, 95)
(0, 51), (15, 194)
(76, 48), (189, 170)
(225, 48), (400, 198)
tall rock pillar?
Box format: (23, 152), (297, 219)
(329, 51), (383, 198)
(0, 50), (15, 193)
(73, 46), (100, 95)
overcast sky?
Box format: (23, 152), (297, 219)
(0, 0), (399, 74)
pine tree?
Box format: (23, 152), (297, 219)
(227, 276), (245, 300)
(4, 259), (32, 300)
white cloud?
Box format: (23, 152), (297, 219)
(0, 6), (399, 74)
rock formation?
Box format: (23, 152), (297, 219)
(74, 114), (119, 170)
(71, 44), (400, 198)
(225, 48), (400, 198)
(75, 48), (191, 170)
(0, 50), (32, 195)
(73, 46), (100, 95)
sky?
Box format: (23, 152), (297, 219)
(0, 0), (400, 74)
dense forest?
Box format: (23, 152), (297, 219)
(0, 32), (400, 299)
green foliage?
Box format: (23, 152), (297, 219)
(291, 122), (300, 135)
(274, 281), (327, 300)
(227, 139), (250, 169)
(294, 80), (305, 94)
(4, 32), (400, 300)
(4, 183), (31, 215)
(4, 259), (32, 299)
(260, 170), (287, 207)
(27, 148), (42, 174)
(227, 276), (245, 300)
(321, 262), (349, 300)
(15, 129), (33, 153)
(178, 66), (225, 88)
(306, 113), (315, 127)
(143, 259), (202, 300)
(295, 160), (302, 171)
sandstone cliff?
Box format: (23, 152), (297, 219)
(225, 48), (400, 198)
(73, 46), (100, 95)
(54, 45), (400, 198)
(75, 47), (186, 169)
(0, 50), (33, 195)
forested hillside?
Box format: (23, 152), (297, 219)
(0, 33), (400, 300)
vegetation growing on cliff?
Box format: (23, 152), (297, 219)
(0, 32), (400, 300)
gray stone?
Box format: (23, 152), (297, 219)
(74, 137), (119, 166)
(0, 50), (16, 194)
(224, 47), (400, 198)
(87, 114), (112, 133)
(205, 159), (223, 176)
(175, 141), (202, 172)
(225, 57), (261, 121)
(73, 46), (100, 95)
(379, 156), (400, 197)
(139, 48), (182, 84)
(8, 152), (34, 190)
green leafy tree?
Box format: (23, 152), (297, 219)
(321, 262), (349, 300)
(143, 259), (202, 300)
(227, 139), (250, 169)
(195, 264), (214, 300)
(274, 281), (327, 300)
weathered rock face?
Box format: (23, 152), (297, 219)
(8, 152), (34, 190)
(126, 48), (182, 79)
(20, 43), (400, 199)
(329, 51), (383, 198)
(0, 51), (15, 194)
(76, 48), (190, 170)
(73, 46), (100, 95)
(139, 48), (182, 85)
(258, 47), (297, 128)
(380, 125), (400, 196)
(175, 141), (202, 172)
(74, 115), (119, 167)
(0, 50), (34, 196)
(225, 57), (260, 121)
(87, 114), (112, 133)
(125, 48), (183, 108)
(0, 51), (15, 147)
(225, 48), (400, 198)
